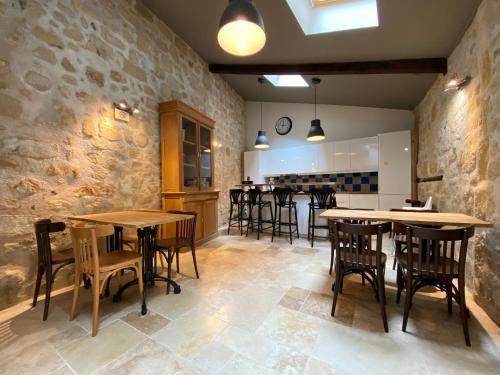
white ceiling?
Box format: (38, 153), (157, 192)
(142, 0), (481, 109)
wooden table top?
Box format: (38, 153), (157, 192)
(319, 209), (492, 227)
(68, 210), (192, 229)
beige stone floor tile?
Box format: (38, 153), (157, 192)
(121, 310), (170, 336)
(48, 324), (88, 351)
(191, 340), (236, 375)
(292, 271), (334, 295)
(218, 353), (277, 375)
(151, 312), (226, 359)
(304, 357), (349, 375)
(256, 305), (323, 355)
(292, 246), (319, 256)
(94, 338), (202, 375)
(58, 319), (146, 375)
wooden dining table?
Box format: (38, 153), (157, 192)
(68, 210), (192, 315)
(319, 209), (492, 227)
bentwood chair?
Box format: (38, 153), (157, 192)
(308, 188), (336, 248)
(156, 211), (198, 294)
(245, 188), (273, 239)
(396, 225), (475, 346)
(227, 189), (246, 235)
(33, 219), (75, 321)
(272, 187), (299, 244)
(70, 224), (143, 336)
(329, 220), (392, 332)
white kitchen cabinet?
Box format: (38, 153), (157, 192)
(243, 150), (266, 183)
(349, 136), (379, 171)
(335, 194), (350, 208)
(378, 130), (411, 195)
(314, 142), (335, 173)
(349, 194), (379, 210)
(378, 194), (411, 211)
(332, 140), (350, 172)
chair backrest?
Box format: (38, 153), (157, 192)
(272, 187), (294, 207)
(229, 189), (243, 204)
(405, 225), (474, 278)
(167, 210), (197, 246)
(70, 224), (114, 275)
(34, 219), (66, 265)
(310, 188), (336, 209)
(334, 207), (374, 224)
(329, 220), (392, 269)
(246, 188), (264, 205)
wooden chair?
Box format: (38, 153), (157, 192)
(70, 223), (143, 336)
(396, 225), (475, 346)
(271, 187), (299, 244)
(156, 211), (198, 294)
(329, 220), (392, 332)
(307, 188), (336, 248)
(227, 189), (246, 235)
(33, 219), (75, 321)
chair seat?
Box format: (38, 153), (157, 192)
(396, 253), (459, 276)
(98, 251), (142, 272)
(338, 247), (387, 267)
(52, 248), (75, 264)
(157, 238), (191, 250)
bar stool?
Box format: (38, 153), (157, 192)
(227, 189), (246, 235)
(33, 219), (75, 321)
(245, 188), (273, 240)
(271, 187), (299, 244)
(308, 187), (336, 248)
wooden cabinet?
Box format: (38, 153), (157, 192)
(159, 100), (219, 244)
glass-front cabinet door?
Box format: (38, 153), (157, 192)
(199, 125), (213, 189)
(182, 117), (198, 190)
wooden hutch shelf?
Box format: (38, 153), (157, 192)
(159, 100), (219, 244)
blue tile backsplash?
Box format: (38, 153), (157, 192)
(267, 171), (378, 193)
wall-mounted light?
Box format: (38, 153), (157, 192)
(114, 101), (139, 123)
(444, 74), (470, 92)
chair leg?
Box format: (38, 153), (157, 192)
(271, 204), (277, 242)
(91, 278), (100, 337)
(278, 207), (282, 236)
(458, 277), (471, 346)
(257, 205), (261, 240)
(392, 242), (401, 270)
(176, 249), (180, 273)
(311, 207), (315, 248)
(329, 243), (334, 275)
(136, 263), (144, 297)
(402, 276), (412, 332)
(377, 269), (389, 332)
(307, 205), (311, 242)
(294, 205), (299, 239)
(331, 262), (342, 316)
(70, 270), (81, 321)
(191, 245), (199, 279)
(166, 247), (173, 294)
(288, 207), (293, 244)
(227, 204), (233, 235)
(396, 265), (403, 304)
(43, 266), (52, 321)
(32, 265), (44, 308)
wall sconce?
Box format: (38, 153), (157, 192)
(444, 74), (470, 92)
(114, 101), (139, 123)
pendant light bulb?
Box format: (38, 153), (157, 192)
(307, 77), (326, 142)
(254, 77), (270, 149)
(218, 0), (266, 56)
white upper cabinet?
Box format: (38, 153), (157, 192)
(243, 150), (265, 183)
(378, 130), (411, 194)
(314, 142), (335, 173)
(349, 136), (379, 171)
(332, 140), (350, 172)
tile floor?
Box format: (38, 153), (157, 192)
(1, 233), (499, 375)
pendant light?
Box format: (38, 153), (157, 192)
(254, 77), (270, 149)
(218, 0), (266, 56)
(307, 77), (326, 142)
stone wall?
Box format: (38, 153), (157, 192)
(0, 0), (245, 309)
(414, 0), (499, 324)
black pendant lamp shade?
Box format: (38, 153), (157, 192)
(254, 77), (270, 149)
(218, 0), (266, 56)
(307, 77), (326, 142)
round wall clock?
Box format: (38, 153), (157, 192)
(275, 116), (292, 135)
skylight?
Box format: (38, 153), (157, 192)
(264, 75), (309, 87)
(287, 0), (379, 35)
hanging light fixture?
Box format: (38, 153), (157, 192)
(254, 77), (270, 149)
(217, 0), (266, 56)
(307, 78), (326, 142)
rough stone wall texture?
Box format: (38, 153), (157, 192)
(414, 0), (499, 324)
(0, 0), (245, 309)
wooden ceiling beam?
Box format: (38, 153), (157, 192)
(209, 58), (447, 75)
